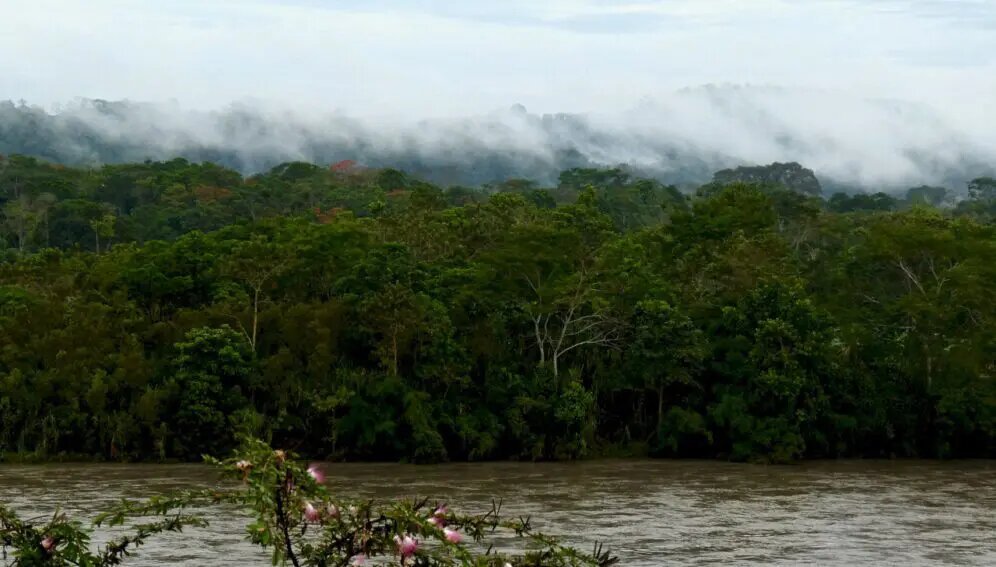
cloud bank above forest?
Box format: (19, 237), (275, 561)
(1, 1), (994, 190)
(1, 85), (994, 192)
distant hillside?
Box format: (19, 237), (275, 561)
(712, 162), (822, 196)
(1, 86), (993, 192)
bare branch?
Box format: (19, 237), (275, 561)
(897, 258), (927, 296)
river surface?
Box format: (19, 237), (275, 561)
(1, 460), (994, 566)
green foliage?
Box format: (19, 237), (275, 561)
(0, 156), (993, 465)
(166, 326), (253, 458)
(828, 191), (898, 213)
(0, 498), (207, 566)
(904, 185), (952, 208)
(708, 282), (835, 462)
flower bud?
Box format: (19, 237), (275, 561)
(303, 502), (320, 523)
(40, 536), (55, 553)
(307, 464), (325, 484)
(394, 534), (418, 557)
(443, 528), (462, 544)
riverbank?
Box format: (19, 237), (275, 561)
(0, 440), (652, 464)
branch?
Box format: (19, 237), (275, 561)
(522, 273), (541, 296)
(896, 258), (927, 296)
(556, 331), (623, 358)
(926, 256), (949, 297)
(100, 515), (208, 564)
(275, 470), (301, 567)
(562, 316), (613, 337)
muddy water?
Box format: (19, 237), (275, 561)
(1, 460), (994, 565)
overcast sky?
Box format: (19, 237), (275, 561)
(1, 0), (995, 119)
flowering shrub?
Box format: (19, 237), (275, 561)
(1, 438), (618, 566)
(0, 496), (206, 566)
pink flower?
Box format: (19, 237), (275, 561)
(443, 528), (462, 544)
(40, 536), (55, 553)
(428, 504), (448, 527)
(394, 534), (418, 557)
(349, 553), (368, 566)
(303, 502), (320, 523)
(325, 503), (340, 518)
(235, 460), (253, 481)
(307, 464), (325, 484)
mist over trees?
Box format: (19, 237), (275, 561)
(0, 152), (993, 463)
(2, 85), (994, 192)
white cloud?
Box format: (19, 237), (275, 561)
(0, 0), (993, 188)
(0, 0), (993, 116)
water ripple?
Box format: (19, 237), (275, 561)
(1, 460), (994, 566)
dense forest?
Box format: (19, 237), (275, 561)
(1, 153), (994, 463)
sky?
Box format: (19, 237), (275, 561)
(1, 0), (995, 120)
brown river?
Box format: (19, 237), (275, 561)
(1, 460), (994, 566)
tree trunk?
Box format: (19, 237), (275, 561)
(657, 386), (665, 432)
(392, 331), (399, 377)
(533, 316), (546, 365)
(250, 288), (260, 353)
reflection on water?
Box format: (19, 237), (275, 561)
(1, 460), (995, 566)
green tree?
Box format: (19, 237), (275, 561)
(218, 235), (288, 353)
(626, 301), (706, 444)
(166, 326), (253, 458)
(89, 212), (117, 254)
(709, 282), (835, 462)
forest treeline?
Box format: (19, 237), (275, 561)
(1, 154), (994, 463)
